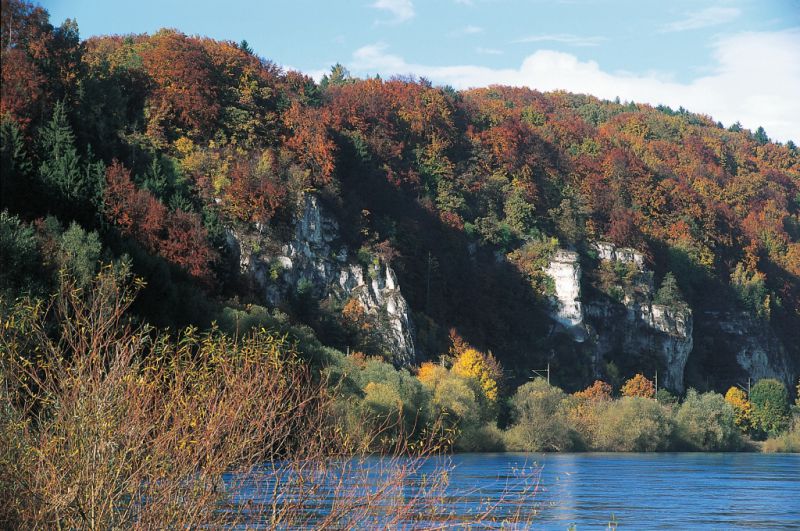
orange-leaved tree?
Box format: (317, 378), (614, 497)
(621, 374), (656, 399)
(575, 380), (613, 402)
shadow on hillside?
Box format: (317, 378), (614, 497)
(326, 137), (595, 392)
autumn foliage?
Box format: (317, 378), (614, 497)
(575, 380), (613, 402)
(724, 386), (753, 432)
(1, 0), (799, 411)
(452, 348), (503, 403)
(621, 374), (656, 399)
(104, 161), (216, 281)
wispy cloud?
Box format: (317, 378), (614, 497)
(371, 0), (415, 24)
(476, 46), (503, 55)
(349, 29), (800, 143)
(450, 25), (483, 36)
(513, 33), (606, 47)
(661, 6), (741, 32)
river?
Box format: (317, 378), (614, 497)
(434, 453), (800, 528)
(227, 452), (799, 529)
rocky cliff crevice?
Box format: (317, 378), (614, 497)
(545, 242), (693, 391)
(231, 195), (416, 366)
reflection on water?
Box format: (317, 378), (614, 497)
(227, 453), (800, 529)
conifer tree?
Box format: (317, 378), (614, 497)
(39, 101), (83, 204)
(0, 117), (34, 212)
(654, 272), (685, 307)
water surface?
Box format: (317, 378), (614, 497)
(231, 452), (799, 529)
(442, 452), (799, 528)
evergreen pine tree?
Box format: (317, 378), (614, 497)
(39, 101), (84, 205)
(654, 272), (685, 307)
(0, 117), (34, 213)
(753, 126), (769, 145)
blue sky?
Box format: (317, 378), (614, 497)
(41, 0), (800, 142)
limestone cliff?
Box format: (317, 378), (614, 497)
(695, 310), (795, 388)
(545, 243), (693, 391)
(543, 249), (585, 339)
(232, 195), (416, 366)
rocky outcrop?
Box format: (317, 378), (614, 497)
(593, 241), (646, 270)
(234, 195), (416, 366)
(544, 249), (585, 339)
(545, 242), (693, 391)
(698, 310), (794, 388)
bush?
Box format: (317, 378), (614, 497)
(750, 379), (791, 437)
(325, 354), (429, 451)
(427, 371), (488, 451)
(762, 418), (800, 453)
(674, 390), (741, 451)
(593, 397), (673, 451)
(0, 266), (332, 528)
(57, 222), (103, 288)
(654, 272), (686, 308)
(505, 378), (577, 452)
(656, 388), (678, 405)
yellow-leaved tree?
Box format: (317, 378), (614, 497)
(451, 348), (503, 403)
(724, 386), (753, 433)
(417, 361), (448, 390)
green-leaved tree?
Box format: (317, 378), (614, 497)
(750, 379), (790, 438)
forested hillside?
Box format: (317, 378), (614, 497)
(2, 0), (799, 395)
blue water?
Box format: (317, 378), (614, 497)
(229, 453), (800, 529)
(440, 453), (800, 529)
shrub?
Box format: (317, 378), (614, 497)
(750, 379), (791, 437)
(654, 272), (686, 308)
(574, 380), (612, 402)
(0, 211), (43, 296)
(656, 388), (678, 405)
(762, 418), (800, 453)
(505, 378), (577, 452)
(0, 266), (332, 528)
(57, 221), (102, 288)
(593, 397), (673, 451)
(674, 390), (741, 451)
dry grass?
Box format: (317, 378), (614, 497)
(1, 267), (539, 529)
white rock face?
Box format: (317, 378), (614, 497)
(236, 194), (416, 366)
(546, 242), (694, 391)
(593, 241), (646, 270)
(640, 303), (694, 391)
(706, 311), (794, 387)
(544, 250), (585, 333)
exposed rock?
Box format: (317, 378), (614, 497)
(543, 249), (586, 340)
(698, 311), (794, 388)
(593, 241), (646, 270)
(545, 243), (693, 391)
(235, 195), (416, 366)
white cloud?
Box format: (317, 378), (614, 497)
(661, 6), (741, 32)
(513, 33), (606, 47)
(348, 29), (800, 143)
(371, 0), (415, 24)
